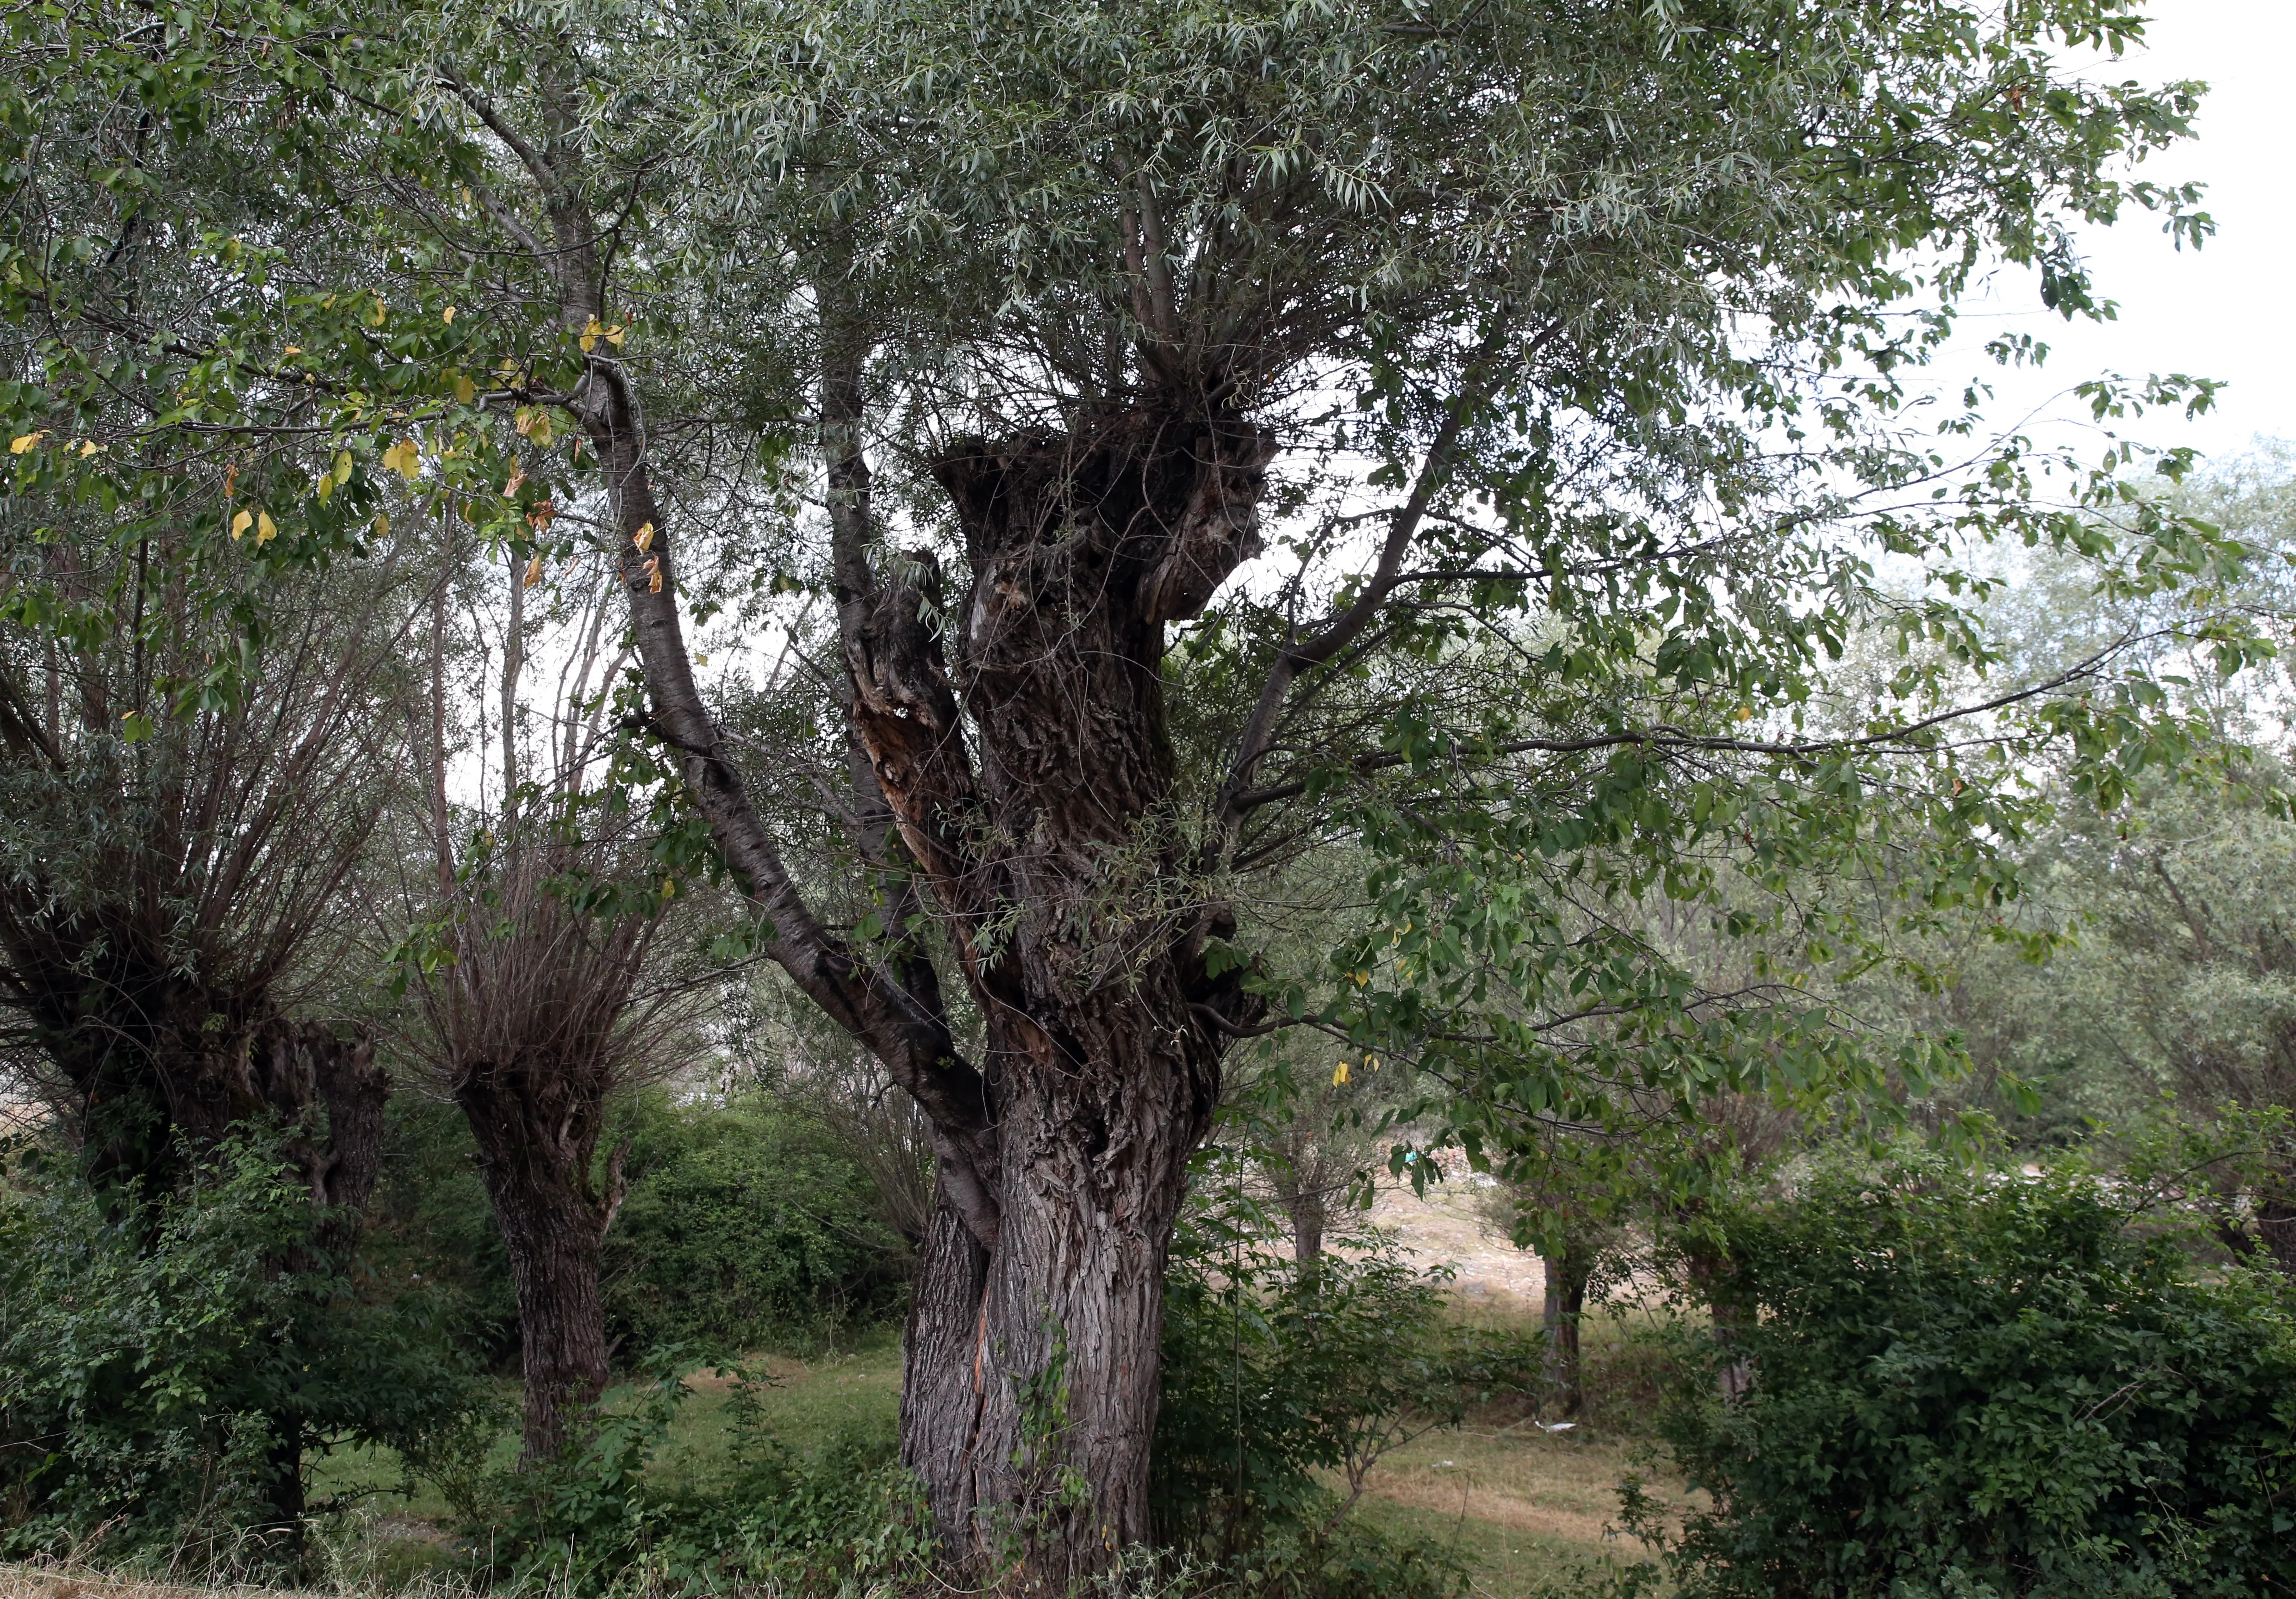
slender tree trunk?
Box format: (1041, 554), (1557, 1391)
(2257, 1186), (2296, 1274)
(1292, 1193), (1326, 1276)
(1269, 1143), (1327, 1280)
(1682, 1243), (1753, 1402)
(1541, 1248), (1588, 1418)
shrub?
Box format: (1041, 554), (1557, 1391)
(360, 1093), (519, 1362)
(456, 1356), (928, 1599)
(601, 1093), (909, 1357)
(1152, 1202), (1537, 1599)
(0, 1131), (484, 1578)
(1629, 1155), (2296, 1599)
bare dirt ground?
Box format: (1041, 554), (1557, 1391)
(1364, 1150), (1550, 1314)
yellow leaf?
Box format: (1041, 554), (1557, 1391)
(9, 431), (45, 454)
(604, 324), (627, 348)
(256, 510), (277, 544)
(280, 346), (301, 357)
(523, 553), (542, 588)
(454, 373), (476, 404)
(459, 186), (473, 207)
(632, 522), (655, 552)
(366, 296), (387, 327)
(231, 508), (253, 540)
(1332, 1061), (1350, 1085)
(79, 440), (99, 458)
(529, 412), (554, 447)
(373, 514), (390, 536)
(693, 653), (707, 666)
(387, 439), (422, 481)
(649, 567), (663, 594)
(315, 473), (333, 503)
(662, 877), (676, 899)
(579, 317), (601, 354)
(442, 305), (456, 324)
(513, 409), (535, 436)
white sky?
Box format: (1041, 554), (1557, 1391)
(1932, 0), (2296, 466)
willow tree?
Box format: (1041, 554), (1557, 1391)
(656, 0), (2236, 1566)
(3, 0), (2257, 1577)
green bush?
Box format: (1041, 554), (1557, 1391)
(1153, 1202), (1536, 1599)
(603, 1094), (908, 1356)
(0, 1132), (484, 1577)
(1630, 1156), (2296, 1599)
(458, 1357), (928, 1599)
(360, 1093), (518, 1362)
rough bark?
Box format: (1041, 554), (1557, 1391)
(830, 409), (1275, 1574)
(499, 82), (1279, 1560)
(453, 1049), (624, 1463)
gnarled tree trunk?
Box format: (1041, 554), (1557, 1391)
(1540, 1235), (1594, 1418)
(833, 411), (1274, 1574)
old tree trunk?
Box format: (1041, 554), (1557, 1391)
(454, 1048), (624, 1463)
(860, 413), (1274, 1565)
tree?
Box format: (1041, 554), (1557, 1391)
(702, 2), (2228, 1567)
(0, 443), (420, 1530)
(3, 0), (2258, 1577)
(1881, 453), (2296, 1261)
(393, 539), (696, 1462)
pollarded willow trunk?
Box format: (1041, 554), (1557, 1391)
(454, 1058), (623, 1462)
(845, 409), (1276, 1576)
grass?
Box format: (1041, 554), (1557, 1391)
(290, 1308), (1681, 1599)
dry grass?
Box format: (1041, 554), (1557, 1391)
(0, 1569), (321, 1599)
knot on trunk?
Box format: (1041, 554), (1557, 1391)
(843, 549), (976, 884)
(931, 412), (1277, 633)
(846, 549), (961, 738)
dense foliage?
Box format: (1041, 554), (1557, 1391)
(0, 1131), (481, 1574)
(1630, 1157), (2296, 1598)
(4, 0), (2291, 1580)
(604, 1096), (911, 1355)
(457, 1362), (928, 1599)
(1152, 1189), (1534, 1595)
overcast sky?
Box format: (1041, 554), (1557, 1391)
(1933, 0), (2295, 466)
